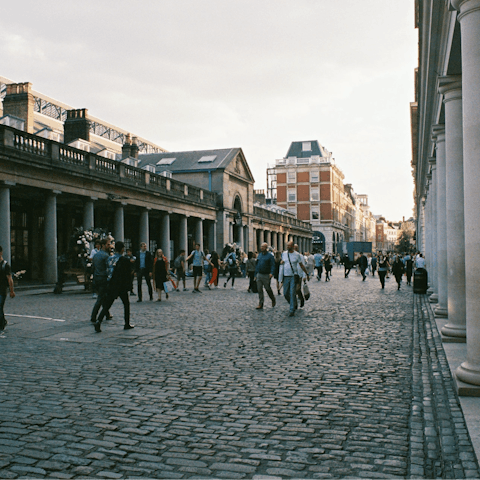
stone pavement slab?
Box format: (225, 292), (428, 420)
(0, 271), (479, 478)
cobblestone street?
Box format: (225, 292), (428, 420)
(0, 271), (479, 479)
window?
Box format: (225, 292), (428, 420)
(198, 155), (217, 163)
(302, 141), (311, 151)
(311, 187), (319, 201)
(288, 188), (296, 202)
(287, 171), (296, 183)
(312, 210), (319, 220)
(157, 157), (176, 165)
(311, 172), (319, 183)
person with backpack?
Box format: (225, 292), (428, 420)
(174, 250), (187, 291)
(0, 246), (15, 332)
(223, 246), (237, 289)
(94, 241), (134, 333)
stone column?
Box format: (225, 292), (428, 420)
(44, 191), (60, 284)
(428, 158), (438, 301)
(257, 229), (263, 251)
(83, 198), (95, 231)
(179, 215), (188, 255)
(209, 222), (217, 252)
(195, 218), (203, 251)
(139, 209), (149, 248)
(439, 76), (466, 339)
(0, 184), (12, 264)
(114, 204), (125, 242)
(432, 125), (448, 317)
(272, 231), (278, 251)
(278, 232), (283, 252)
(160, 213), (170, 259)
(243, 225), (249, 252)
(229, 222), (234, 244)
(265, 230), (271, 247)
(453, 0), (480, 385)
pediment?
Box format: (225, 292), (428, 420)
(225, 150), (254, 184)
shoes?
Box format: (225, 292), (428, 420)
(192, 289), (198, 293)
(277, 290), (281, 295)
(289, 311), (295, 317)
(231, 286), (235, 289)
(224, 283), (227, 288)
(176, 289), (180, 292)
(197, 289), (203, 293)
(124, 324), (135, 330)
(90, 318), (96, 323)
(300, 298), (305, 308)
(94, 322), (101, 333)
(156, 299), (161, 302)
(256, 305), (263, 310)
(247, 289), (251, 293)
(183, 288), (188, 291)
(106, 315), (113, 320)
(137, 299), (142, 303)
(166, 293), (169, 299)
(92, 294), (98, 299)
(206, 285), (211, 290)
(150, 296), (153, 301)
(214, 286), (218, 289)
(130, 292), (136, 296)
(272, 298), (276, 307)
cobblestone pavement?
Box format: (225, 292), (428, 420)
(1, 270), (479, 479)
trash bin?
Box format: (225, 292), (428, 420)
(413, 268), (428, 294)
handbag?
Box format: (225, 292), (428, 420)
(303, 282), (310, 301)
(163, 281), (173, 293)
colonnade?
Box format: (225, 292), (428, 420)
(252, 228), (312, 254)
(421, 0), (480, 388)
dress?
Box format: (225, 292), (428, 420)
(153, 257), (168, 290)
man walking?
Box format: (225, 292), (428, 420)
(186, 243), (206, 293)
(90, 238), (113, 324)
(134, 242), (153, 301)
(0, 246), (15, 332)
(174, 250), (187, 291)
(94, 241), (134, 333)
(254, 243), (276, 310)
(371, 254), (377, 276)
(280, 241), (309, 317)
(343, 254), (352, 278)
(358, 252), (368, 281)
(314, 250), (323, 280)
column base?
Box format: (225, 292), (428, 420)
(434, 305), (448, 318)
(455, 362), (480, 391)
(429, 293), (438, 303)
(427, 287), (434, 295)
(441, 323), (466, 342)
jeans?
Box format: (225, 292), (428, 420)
(91, 279), (108, 322)
(0, 293), (6, 330)
(137, 268), (153, 300)
(98, 291), (130, 325)
(225, 267), (236, 286)
(204, 266), (212, 285)
(283, 276), (297, 313)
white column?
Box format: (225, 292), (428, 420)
(114, 204), (125, 242)
(0, 185), (12, 264)
(83, 198), (95, 231)
(44, 191), (59, 284)
(195, 218), (203, 251)
(179, 215), (188, 254)
(257, 229), (264, 251)
(229, 222), (234, 244)
(439, 76), (466, 339)
(453, 0), (480, 385)
(265, 230), (271, 247)
(160, 214), (170, 258)
(278, 232), (284, 252)
(429, 158), (438, 302)
(432, 125), (448, 317)
(211, 222), (217, 252)
(243, 225), (249, 252)
(139, 209), (149, 248)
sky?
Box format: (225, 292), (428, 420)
(0, 0), (418, 222)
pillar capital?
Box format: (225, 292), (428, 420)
(452, 0), (480, 20)
(428, 157), (436, 170)
(438, 75), (462, 102)
(51, 190), (62, 196)
(432, 124), (446, 143)
(0, 180), (16, 188)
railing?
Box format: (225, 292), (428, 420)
(254, 206), (312, 231)
(0, 124), (217, 208)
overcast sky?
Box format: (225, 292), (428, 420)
(1, 1), (418, 221)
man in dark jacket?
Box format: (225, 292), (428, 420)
(358, 252), (368, 281)
(343, 254), (352, 278)
(254, 243), (276, 309)
(94, 241), (134, 333)
(134, 242), (153, 301)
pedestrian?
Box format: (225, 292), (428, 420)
(173, 250), (187, 291)
(274, 251), (282, 295)
(403, 253), (413, 285)
(343, 254), (352, 278)
(0, 246), (15, 332)
(134, 242), (153, 302)
(208, 251), (220, 288)
(153, 248), (170, 301)
(186, 243), (206, 293)
(89, 240), (101, 298)
(203, 249), (212, 287)
(279, 241), (309, 317)
(94, 241), (134, 333)
(371, 254), (377, 276)
(246, 251), (257, 293)
(378, 254), (390, 290)
(125, 248), (136, 296)
(254, 243), (276, 309)
(324, 254), (332, 282)
(358, 252), (368, 281)
(90, 238), (113, 325)
(223, 246), (237, 289)
(392, 256), (405, 290)
(241, 251), (247, 278)
(305, 251), (315, 277)
(314, 250), (323, 280)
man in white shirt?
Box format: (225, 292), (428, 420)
(280, 241), (309, 317)
(415, 253), (426, 269)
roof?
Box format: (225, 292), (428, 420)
(285, 140), (329, 159)
(138, 148), (242, 173)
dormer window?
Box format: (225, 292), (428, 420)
(302, 142), (311, 151)
(198, 155), (217, 163)
(157, 157), (176, 165)
(68, 139), (91, 152)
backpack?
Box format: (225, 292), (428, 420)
(227, 254), (234, 266)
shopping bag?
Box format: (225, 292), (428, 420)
(303, 282), (310, 301)
(163, 281), (173, 293)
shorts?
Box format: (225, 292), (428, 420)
(193, 266), (203, 277)
(176, 268), (185, 280)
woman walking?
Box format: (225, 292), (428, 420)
(223, 246), (237, 289)
(153, 248), (169, 301)
(392, 256), (405, 290)
(378, 254), (390, 290)
(324, 254), (332, 282)
(208, 251), (220, 288)
(246, 252), (257, 293)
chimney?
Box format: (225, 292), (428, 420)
(64, 109), (90, 144)
(130, 136), (139, 159)
(2, 82), (35, 133)
(122, 133), (132, 159)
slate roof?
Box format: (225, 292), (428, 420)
(285, 140), (328, 159)
(138, 148), (241, 173)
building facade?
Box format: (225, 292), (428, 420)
(267, 140), (376, 253)
(0, 79), (312, 283)
(411, 0), (480, 390)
